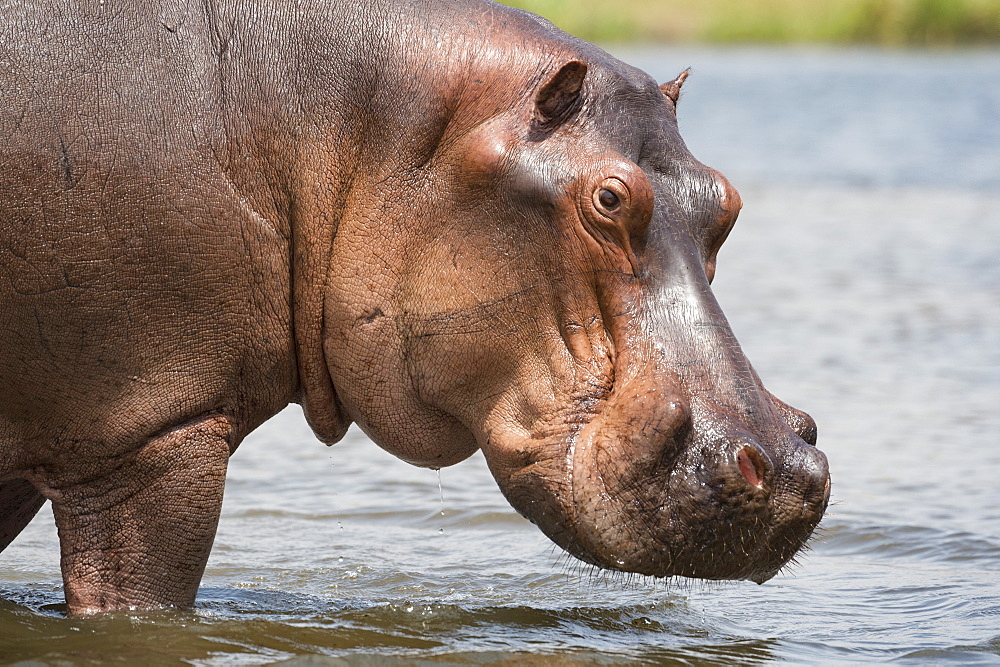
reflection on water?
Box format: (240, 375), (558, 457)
(2, 47), (999, 663)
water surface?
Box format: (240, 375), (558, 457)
(2, 47), (998, 664)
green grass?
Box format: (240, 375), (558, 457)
(498, 0), (1000, 46)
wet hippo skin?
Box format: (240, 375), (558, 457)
(0, 0), (829, 615)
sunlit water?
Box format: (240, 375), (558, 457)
(2, 47), (999, 664)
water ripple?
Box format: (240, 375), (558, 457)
(818, 520), (1000, 565)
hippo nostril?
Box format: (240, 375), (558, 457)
(789, 444), (831, 509)
(796, 413), (818, 446)
(737, 444), (769, 489)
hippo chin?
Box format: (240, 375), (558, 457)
(0, 0), (829, 614)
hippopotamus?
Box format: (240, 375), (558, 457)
(0, 0), (830, 615)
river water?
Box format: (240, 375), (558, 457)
(2, 47), (998, 664)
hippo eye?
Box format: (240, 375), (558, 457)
(597, 188), (620, 212)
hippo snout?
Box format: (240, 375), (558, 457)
(512, 389), (835, 584)
(700, 430), (831, 583)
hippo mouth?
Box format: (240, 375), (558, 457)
(482, 390), (831, 584)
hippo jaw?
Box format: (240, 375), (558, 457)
(479, 355), (831, 583)
(570, 404), (831, 582)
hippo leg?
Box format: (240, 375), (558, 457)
(36, 415), (232, 615)
(0, 478), (47, 553)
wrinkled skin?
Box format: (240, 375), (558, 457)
(0, 0), (829, 615)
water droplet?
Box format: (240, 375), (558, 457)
(437, 469), (444, 504)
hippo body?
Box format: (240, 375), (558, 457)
(0, 0), (830, 614)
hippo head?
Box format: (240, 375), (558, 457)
(313, 52), (830, 583)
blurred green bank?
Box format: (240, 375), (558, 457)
(498, 0), (1000, 46)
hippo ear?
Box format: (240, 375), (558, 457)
(534, 60), (588, 125)
(660, 68), (691, 106)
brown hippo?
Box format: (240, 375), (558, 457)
(0, 0), (830, 615)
